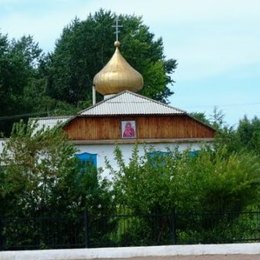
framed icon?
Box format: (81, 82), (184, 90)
(121, 121), (136, 138)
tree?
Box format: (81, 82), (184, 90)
(189, 112), (211, 125)
(107, 145), (260, 244)
(236, 116), (260, 154)
(0, 33), (78, 136)
(0, 34), (43, 112)
(111, 145), (259, 213)
(0, 121), (115, 249)
(215, 115), (260, 155)
(46, 9), (177, 105)
(209, 107), (226, 130)
(0, 120), (76, 216)
(0, 34), (44, 135)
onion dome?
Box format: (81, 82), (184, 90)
(93, 41), (144, 96)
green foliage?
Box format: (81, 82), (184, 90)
(190, 110), (260, 158)
(46, 9), (177, 105)
(0, 34), (44, 134)
(189, 112), (211, 126)
(190, 107), (225, 130)
(0, 121), (116, 248)
(107, 144), (260, 244)
(0, 32), (79, 136)
(111, 145), (259, 213)
(236, 116), (260, 154)
(119, 14), (177, 102)
(0, 120), (76, 216)
(215, 116), (260, 156)
(209, 107), (226, 130)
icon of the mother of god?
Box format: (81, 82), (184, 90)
(122, 121), (136, 138)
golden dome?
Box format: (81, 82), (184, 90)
(93, 41), (144, 95)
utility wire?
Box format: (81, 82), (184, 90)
(1, 102), (259, 121)
(183, 102), (260, 109)
(0, 112), (48, 121)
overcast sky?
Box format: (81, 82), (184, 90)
(1, 0), (259, 126)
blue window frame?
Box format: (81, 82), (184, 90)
(147, 151), (170, 159)
(75, 152), (97, 168)
(147, 151), (171, 167)
(188, 150), (199, 157)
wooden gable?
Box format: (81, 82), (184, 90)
(63, 114), (215, 142)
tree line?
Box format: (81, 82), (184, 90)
(0, 9), (177, 136)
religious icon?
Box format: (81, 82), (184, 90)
(121, 121), (136, 138)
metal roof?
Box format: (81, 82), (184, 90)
(30, 116), (71, 130)
(28, 92), (186, 130)
(80, 91), (186, 116)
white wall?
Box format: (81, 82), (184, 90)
(0, 139), (4, 154)
(0, 138), (205, 179)
(75, 142), (203, 179)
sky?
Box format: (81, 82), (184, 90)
(1, 0), (260, 127)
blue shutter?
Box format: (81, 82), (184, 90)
(147, 151), (171, 167)
(188, 150), (199, 157)
(75, 152), (97, 168)
(148, 151), (170, 159)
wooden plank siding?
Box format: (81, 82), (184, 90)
(63, 115), (215, 140)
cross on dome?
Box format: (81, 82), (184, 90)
(112, 16), (123, 41)
(93, 18), (143, 96)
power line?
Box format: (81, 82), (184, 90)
(185, 102), (260, 109)
(0, 112), (48, 121)
(1, 102), (259, 121)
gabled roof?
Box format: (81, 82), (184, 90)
(30, 116), (72, 131)
(29, 91), (216, 134)
(79, 90), (186, 116)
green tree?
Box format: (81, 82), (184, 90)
(189, 112), (211, 125)
(0, 34), (45, 135)
(46, 9), (177, 105)
(0, 33), (77, 136)
(236, 116), (260, 154)
(111, 145), (259, 213)
(107, 145), (260, 244)
(0, 121), (115, 249)
(0, 35), (44, 112)
(215, 116), (260, 155)
(0, 120), (77, 217)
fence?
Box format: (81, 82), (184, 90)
(0, 211), (259, 250)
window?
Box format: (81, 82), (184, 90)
(188, 150), (199, 157)
(75, 152), (97, 170)
(147, 151), (171, 167)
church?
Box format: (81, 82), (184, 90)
(29, 38), (215, 172)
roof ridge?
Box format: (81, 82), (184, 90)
(79, 90), (186, 116)
(78, 91), (127, 115)
(121, 90), (187, 113)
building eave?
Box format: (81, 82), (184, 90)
(71, 138), (215, 145)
